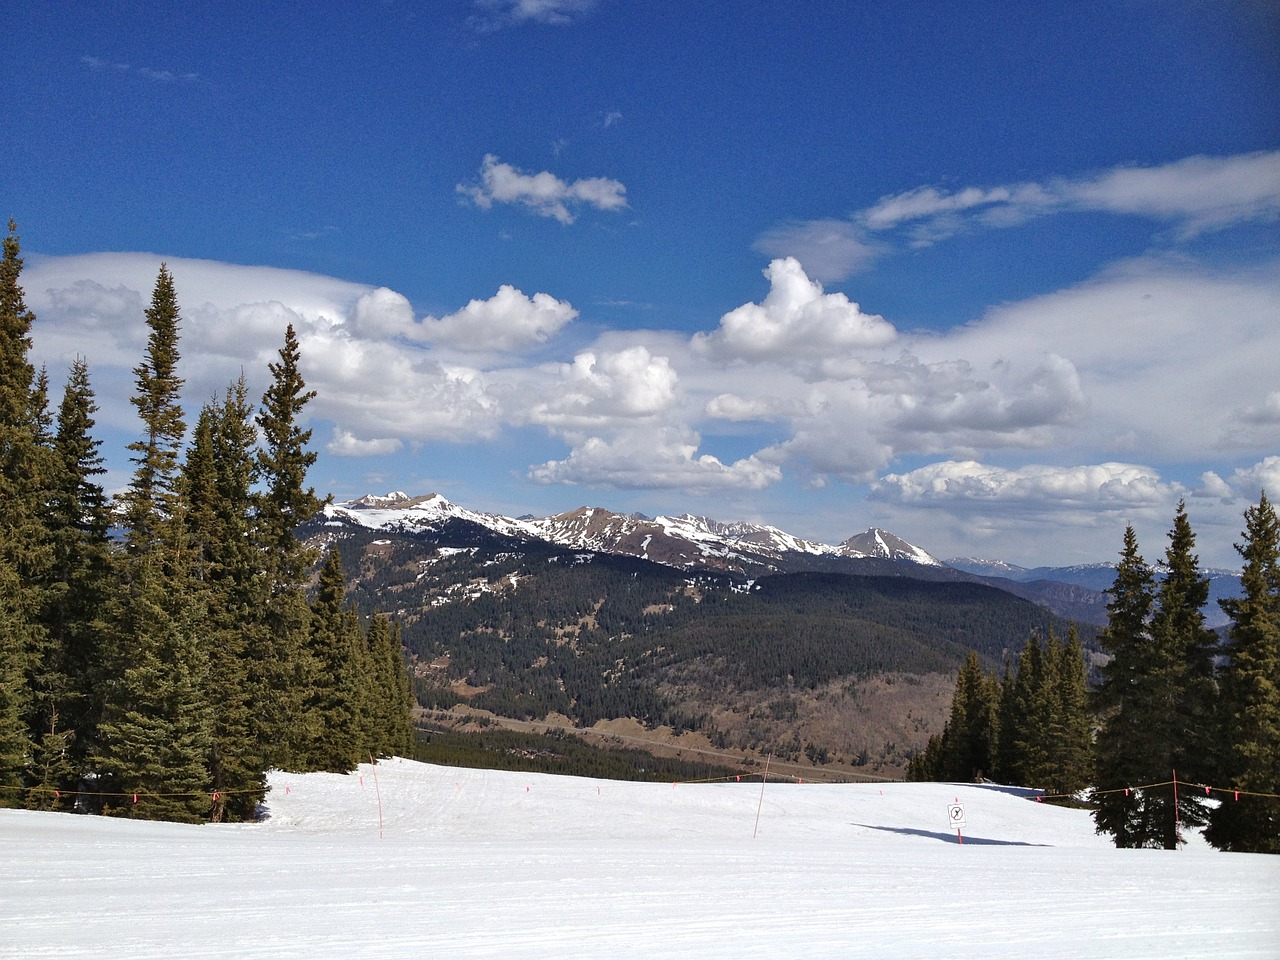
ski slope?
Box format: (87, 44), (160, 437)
(3, 758), (1277, 958)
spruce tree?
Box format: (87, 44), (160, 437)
(1044, 626), (1092, 798)
(366, 613), (415, 758)
(1093, 525), (1159, 846)
(251, 324), (326, 770)
(1206, 492), (1280, 852)
(181, 380), (268, 821)
(1093, 509), (1213, 848)
(939, 651), (999, 782)
(121, 265), (187, 555)
(0, 221), (53, 803)
(31, 359), (113, 806)
(299, 549), (366, 772)
(96, 266), (213, 821)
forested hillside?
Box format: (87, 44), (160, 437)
(310, 514), (1082, 770)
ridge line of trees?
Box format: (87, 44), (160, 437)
(1, 221), (414, 823)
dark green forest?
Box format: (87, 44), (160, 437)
(1, 223), (413, 823)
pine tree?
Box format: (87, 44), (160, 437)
(181, 380), (268, 821)
(1206, 492), (1280, 852)
(122, 265), (186, 555)
(1093, 525), (1160, 846)
(999, 633), (1052, 787)
(298, 549), (366, 772)
(1093, 509), (1213, 848)
(366, 613), (415, 758)
(32, 359), (113, 805)
(0, 221), (53, 803)
(1044, 626), (1092, 798)
(938, 651), (999, 782)
(96, 266), (213, 821)
(251, 324), (327, 770)
(1154, 501), (1218, 795)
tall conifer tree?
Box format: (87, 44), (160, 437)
(1207, 492), (1280, 852)
(97, 266), (212, 821)
(0, 221), (52, 802)
(251, 324), (326, 770)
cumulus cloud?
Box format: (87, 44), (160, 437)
(458, 154), (627, 224)
(326, 429), (404, 457)
(693, 258), (896, 361)
(526, 346), (678, 428)
(20, 246), (1279, 566)
(871, 461), (1177, 509)
(350, 284), (575, 353)
(528, 425), (781, 491)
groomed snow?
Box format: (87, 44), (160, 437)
(3, 758), (1277, 958)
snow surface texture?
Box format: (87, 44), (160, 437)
(3, 759), (1277, 958)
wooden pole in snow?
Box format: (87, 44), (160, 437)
(753, 753), (772, 839)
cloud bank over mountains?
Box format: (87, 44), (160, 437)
(18, 151), (1279, 565)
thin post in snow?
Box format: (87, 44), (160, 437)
(753, 753), (772, 839)
(1172, 768), (1180, 850)
(370, 755), (384, 839)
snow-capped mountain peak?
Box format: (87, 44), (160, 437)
(322, 493), (941, 574)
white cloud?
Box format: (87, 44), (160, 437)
(693, 258), (896, 361)
(458, 154), (627, 224)
(21, 248), (1279, 566)
(326, 429), (404, 457)
(861, 150), (1280, 244)
(870, 460), (1177, 509)
(420, 286), (577, 352)
(529, 425), (781, 491)
(757, 151), (1280, 275)
(752, 220), (883, 282)
(471, 0), (598, 28)
(526, 346), (678, 428)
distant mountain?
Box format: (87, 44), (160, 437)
(944, 558), (1243, 629)
(325, 492), (946, 576)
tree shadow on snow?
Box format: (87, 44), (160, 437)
(849, 823), (1049, 846)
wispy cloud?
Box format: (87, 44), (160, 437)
(759, 151), (1280, 280)
(458, 154), (627, 224)
(470, 0), (599, 30)
(81, 55), (200, 84)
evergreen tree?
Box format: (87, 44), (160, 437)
(999, 633), (1051, 787)
(1093, 525), (1159, 846)
(1044, 626), (1092, 798)
(255, 323), (324, 582)
(938, 651), (999, 782)
(251, 325), (326, 769)
(1093, 510), (1213, 848)
(1206, 492), (1280, 852)
(181, 380), (268, 821)
(298, 549), (366, 772)
(0, 221), (53, 803)
(121, 265), (186, 555)
(31, 359), (113, 805)
(366, 613), (415, 758)
(1153, 501), (1218, 794)
(96, 266), (213, 821)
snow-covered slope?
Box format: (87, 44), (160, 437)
(3, 759), (1276, 959)
(325, 492), (945, 573)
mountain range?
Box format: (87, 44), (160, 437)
(322, 492), (1239, 626)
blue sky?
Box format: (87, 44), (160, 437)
(6, 0), (1279, 566)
